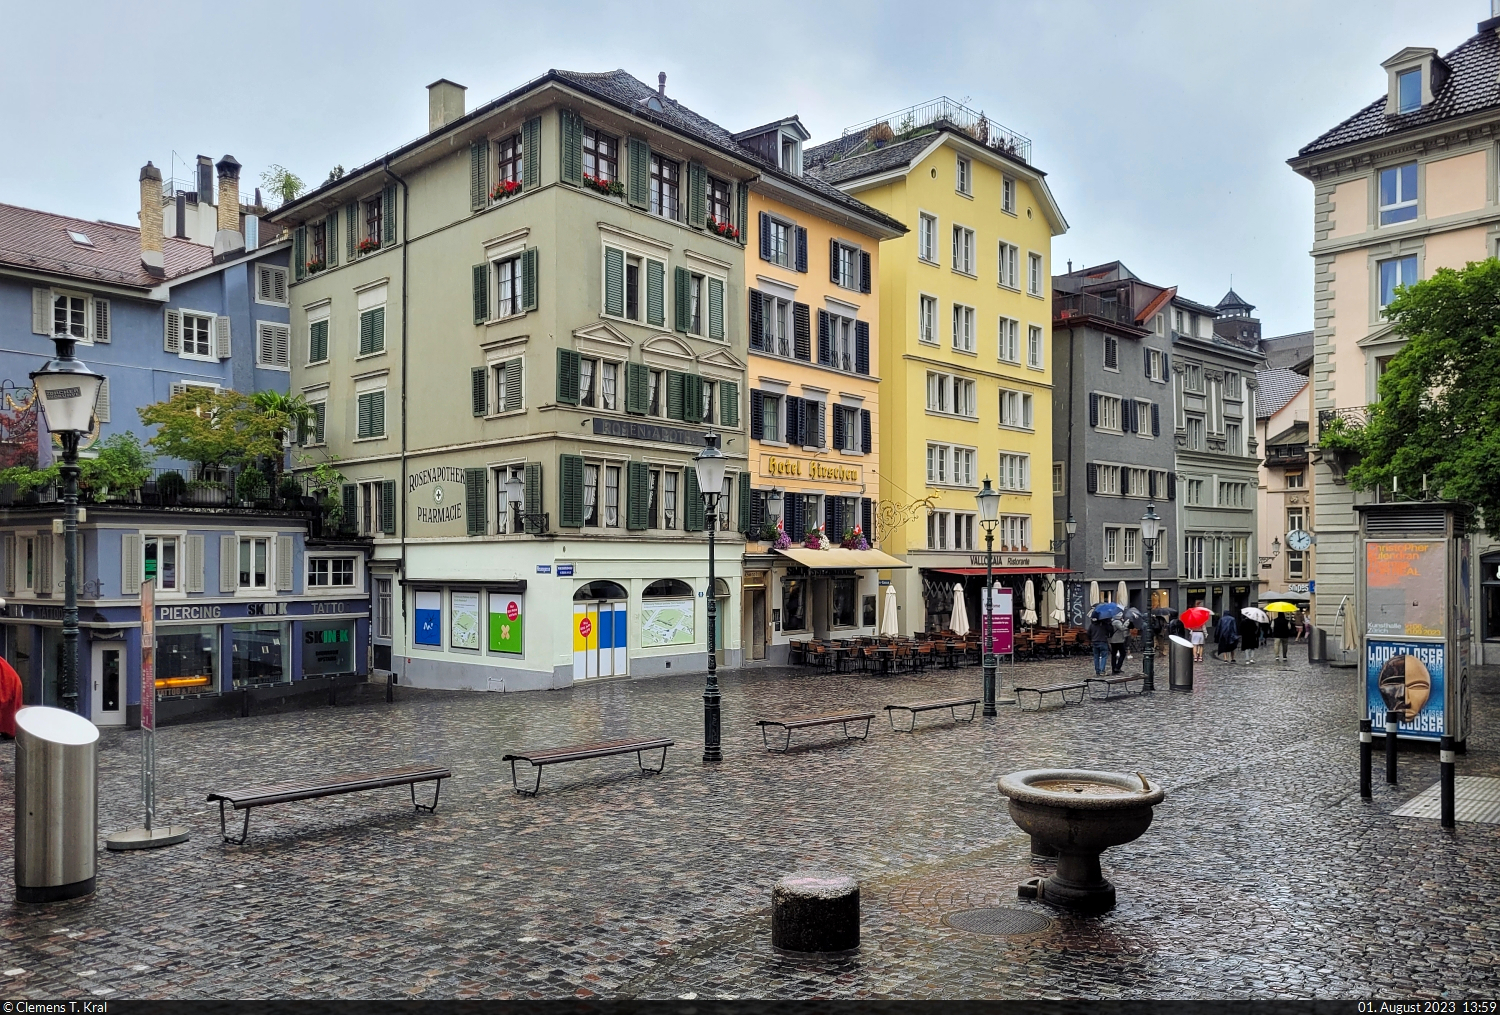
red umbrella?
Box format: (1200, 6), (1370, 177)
(1182, 606), (1212, 630)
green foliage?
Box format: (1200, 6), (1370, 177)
(236, 468), (269, 501)
(295, 453), (347, 498)
(80, 432), (151, 497)
(0, 463), (58, 494)
(259, 165), (304, 208)
(139, 388), (289, 472)
(278, 475), (305, 501)
(1317, 414), (1364, 454)
(157, 471), (186, 501)
(1345, 257), (1500, 532)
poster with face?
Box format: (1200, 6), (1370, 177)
(1365, 639), (1445, 739)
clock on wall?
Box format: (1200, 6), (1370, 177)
(1286, 529), (1315, 552)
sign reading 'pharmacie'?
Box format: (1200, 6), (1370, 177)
(410, 466), (467, 525)
(759, 455), (861, 485)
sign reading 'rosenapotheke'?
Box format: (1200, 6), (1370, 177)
(410, 466), (468, 525)
(592, 418), (705, 447)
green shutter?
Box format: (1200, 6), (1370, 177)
(645, 259), (665, 326)
(381, 480), (397, 534)
(674, 266), (691, 332)
(666, 370), (685, 421)
(504, 357), (523, 412)
(556, 348), (580, 405)
(625, 362), (648, 415)
(346, 202), (357, 256)
(707, 277), (724, 339)
(357, 393), (372, 437)
(735, 182), (749, 243)
(524, 462), (543, 532)
(309, 319), (327, 363)
(683, 466), (702, 531)
(470, 139), (489, 210)
(720, 380), (739, 427)
(465, 468), (487, 536)
(521, 247), (538, 311)
(684, 374), (703, 424)
(687, 162), (707, 228)
(473, 263), (489, 324)
(360, 307), (385, 355)
(341, 484), (357, 531)
(314, 402), (326, 444)
(522, 116), (541, 190)
(294, 226), (306, 280)
(627, 461), (649, 530)
(471, 366), (487, 416)
(603, 246), (625, 317)
(372, 306), (384, 352)
(560, 109), (583, 186)
(627, 137), (650, 209)
(382, 184), (397, 244)
(738, 476), (752, 535)
(558, 454), (584, 528)
(325, 211), (339, 267)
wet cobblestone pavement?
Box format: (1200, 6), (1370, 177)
(2, 652), (1498, 999)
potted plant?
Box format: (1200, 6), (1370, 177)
(79, 431), (151, 503)
(235, 468), (270, 506)
(491, 179), (522, 201)
(357, 236), (380, 255)
(156, 470), (186, 506)
(278, 475), (305, 506)
(305, 258), (326, 274)
(1318, 414), (1364, 484)
(706, 217), (740, 241)
(582, 173), (625, 198)
(185, 478), (229, 506)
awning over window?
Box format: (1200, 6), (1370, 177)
(924, 567), (1073, 576)
(774, 547), (911, 570)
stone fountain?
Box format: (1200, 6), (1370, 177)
(998, 768), (1165, 913)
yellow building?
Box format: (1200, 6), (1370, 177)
(807, 99), (1067, 631)
(732, 117), (908, 660)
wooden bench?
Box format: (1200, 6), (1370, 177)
(206, 764), (451, 844)
(502, 737), (673, 796)
(1085, 675), (1146, 700)
(1014, 682), (1088, 711)
(756, 711), (876, 753)
(883, 697), (981, 732)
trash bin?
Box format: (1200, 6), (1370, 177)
(14, 706), (98, 903)
(1168, 635), (1194, 692)
(1308, 626), (1328, 664)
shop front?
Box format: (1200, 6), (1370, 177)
(921, 562), (1074, 634)
(736, 546), (907, 662)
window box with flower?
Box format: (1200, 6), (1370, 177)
(357, 236), (381, 255)
(491, 179), (522, 202)
(305, 259), (326, 275)
(582, 173), (624, 198)
(840, 525), (870, 551)
(706, 217), (740, 242)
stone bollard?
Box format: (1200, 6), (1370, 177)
(771, 872), (859, 954)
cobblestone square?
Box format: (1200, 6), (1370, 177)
(2, 652), (1497, 999)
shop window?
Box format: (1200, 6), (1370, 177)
(303, 620), (356, 675)
(782, 577), (808, 632)
(644, 578), (693, 598)
(832, 576), (858, 628)
(231, 622), (289, 688)
(574, 580), (629, 601)
(155, 624), (218, 698)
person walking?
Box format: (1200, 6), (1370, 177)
(1215, 611), (1240, 663)
(0, 654), (21, 740)
(1271, 610), (1295, 663)
(1238, 611), (1261, 665)
(1190, 619), (1205, 662)
(1088, 608), (1113, 677)
(1108, 613), (1130, 674)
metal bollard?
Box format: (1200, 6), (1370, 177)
(1385, 710), (1401, 785)
(1359, 718), (1372, 799)
(1440, 735), (1455, 830)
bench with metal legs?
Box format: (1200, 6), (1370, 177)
(755, 711), (876, 752)
(206, 765), (451, 845)
(502, 737), (674, 796)
(883, 697), (981, 732)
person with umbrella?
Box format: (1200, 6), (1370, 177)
(1088, 603), (1116, 677)
(1108, 606), (1130, 674)
(1215, 609), (1240, 663)
(1269, 602), (1297, 663)
(1238, 607), (1267, 665)
(1183, 603), (1210, 662)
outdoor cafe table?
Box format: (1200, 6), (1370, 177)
(874, 647), (896, 676)
(825, 645), (852, 673)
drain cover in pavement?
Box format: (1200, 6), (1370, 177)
(943, 907), (1054, 936)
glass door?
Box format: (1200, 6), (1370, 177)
(91, 641), (125, 726)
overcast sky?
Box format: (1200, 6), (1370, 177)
(3, 1), (1487, 336)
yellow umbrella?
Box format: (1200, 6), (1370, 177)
(1266, 601), (1299, 613)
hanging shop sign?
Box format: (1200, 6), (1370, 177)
(759, 455), (861, 485)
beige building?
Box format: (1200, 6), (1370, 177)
(1255, 364), (1312, 597)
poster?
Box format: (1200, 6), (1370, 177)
(640, 598), (695, 647)
(414, 590), (442, 646)
(1366, 541), (1445, 637)
(1066, 582), (1088, 627)
(451, 591), (480, 650)
(1365, 639), (1445, 739)
(983, 586), (1014, 655)
(302, 621), (354, 675)
(488, 593), (524, 655)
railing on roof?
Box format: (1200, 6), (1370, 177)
(1054, 293), (1135, 326)
(841, 97), (1031, 166)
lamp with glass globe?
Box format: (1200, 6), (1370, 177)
(693, 433), (727, 763)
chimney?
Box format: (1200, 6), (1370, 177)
(213, 154), (244, 259)
(427, 78), (466, 131)
(658, 71), (666, 97)
(195, 155), (213, 203)
(139, 161), (165, 277)
(175, 193), (187, 238)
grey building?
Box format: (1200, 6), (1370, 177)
(1053, 262), (1178, 612)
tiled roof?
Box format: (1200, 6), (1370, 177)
(0, 202), (211, 289)
(1298, 28), (1500, 159)
(804, 134), (935, 186)
(1266, 420), (1309, 447)
(1256, 367), (1308, 419)
(1260, 330), (1313, 371)
(1216, 288), (1254, 313)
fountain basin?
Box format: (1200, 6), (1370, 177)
(998, 768), (1165, 913)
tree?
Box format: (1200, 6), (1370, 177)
(259, 165), (304, 208)
(251, 390), (313, 451)
(326, 165), (345, 183)
(1344, 257), (1500, 533)
(138, 388), (288, 476)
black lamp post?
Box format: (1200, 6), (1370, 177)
(694, 433), (727, 764)
(976, 477), (1001, 717)
(1140, 501), (1162, 692)
(30, 337), (104, 714)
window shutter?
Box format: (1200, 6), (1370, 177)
(666, 370), (686, 420)
(524, 462), (543, 531)
(346, 202), (357, 256)
(793, 302), (811, 361)
(36, 534), (51, 597)
(758, 212), (772, 261)
(688, 162), (707, 228)
(627, 137), (651, 209)
(740, 478), (753, 535)
(275, 535), (294, 591)
(522, 116), (542, 190)
(1152, 402), (1161, 436)
(32, 288), (50, 335)
(603, 246), (625, 317)
(505, 358), (523, 412)
(371, 307), (386, 352)
(813, 401), (825, 446)
(683, 466), (702, 531)
(93, 298), (110, 343)
(1088, 392), (1099, 428)
(1162, 352), (1170, 374)
(832, 404), (845, 450)
(788, 495), (804, 541)
(382, 184), (397, 244)
(294, 226), (306, 280)
(471, 139), (489, 210)
(471, 366), (487, 417)
(674, 266), (691, 332)
(748, 290), (764, 350)
(169, 382), (187, 399)
(645, 259), (666, 326)
(93, 378), (110, 423)
(829, 238), (840, 283)
(817, 309), (831, 365)
(750, 389), (764, 440)
(215, 315), (231, 358)
(860, 409), (872, 454)
(1167, 473), (1176, 501)
(558, 454), (584, 527)
(521, 247), (538, 312)
(118, 534), (138, 596)
(275, 325), (290, 367)
(164, 308), (182, 353)
(314, 402), (326, 445)
(1087, 463), (1098, 494)
(381, 480), (396, 534)
(627, 461), (649, 530)
(560, 109), (583, 186)
(465, 468), (487, 536)
(1145, 347), (1152, 378)
(473, 263), (489, 323)
(707, 277), (725, 339)
(860, 251), (871, 294)
(341, 484), (357, 532)
(1148, 471), (1157, 499)
(855, 320), (870, 375)
(309, 320), (328, 363)
(556, 348), (580, 405)
(791, 396), (808, 446)
(626, 361), (648, 415)
(794, 226), (808, 273)
(325, 211), (339, 267)
(861, 497), (873, 542)
(684, 374), (703, 423)
(720, 381), (739, 427)
(735, 182), (749, 242)
(220, 534), (238, 592)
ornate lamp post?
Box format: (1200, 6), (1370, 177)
(693, 433), (727, 763)
(30, 337), (104, 713)
(976, 477), (1001, 717)
(765, 487), (783, 533)
(1140, 501), (1162, 692)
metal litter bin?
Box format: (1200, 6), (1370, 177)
(1308, 626), (1328, 664)
(14, 706), (99, 903)
(1168, 635), (1194, 692)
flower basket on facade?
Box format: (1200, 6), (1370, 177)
(582, 174), (624, 197)
(357, 236), (380, 255)
(706, 217), (740, 241)
(305, 259), (326, 274)
(840, 525), (870, 551)
(491, 179), (522, 201)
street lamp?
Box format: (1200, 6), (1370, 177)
(976, 477), (1001, 717)
(1140, 501), (1162, 692)
(693, 432), (727, 764)
(765, 487), (783, 531)
(30, 336), (104, 714)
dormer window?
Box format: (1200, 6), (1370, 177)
(1397, 68), (1421, 113)
(1382, 48), (1443, 116)
(780, 133), (801, 176)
